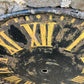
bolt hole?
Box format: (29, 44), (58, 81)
(41, 69), (48, 73)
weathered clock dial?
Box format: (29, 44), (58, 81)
(0, 8), (84, 84)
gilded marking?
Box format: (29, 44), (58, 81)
(21, 23), (40, 47)
(0, 31), (22, 55)
(0, 68), (8, 70)
(71, 18), (75, 23)
(81, 68), (84, 73)
(80, 57), (84, 76)
(40, 23), (46, 46)
(5, 23), (8, 26)
(36, 15), (41, 19)
(0, 68), (13, 73)
(24, 81), (29, 84)
(71, 76), (84, 83)
(47, 22), (56, 46)
(0, 58), (8, 64)
(65, 30), (84, 51)
(60, 16), (64, 21)
(80, 57), (84, 63)
(25, 16), (30, 21)
(24, 81), (35, 84)
(14, 18), (18, 23)
(0, 71), (11, 73)
(4, 76), (22, 84)
(49, 15), (52, 20)
(15, 79), (22, 84)
(30, 23), (40, 47)
(21, 22), (56, 47)
(81, 22), (84, 26)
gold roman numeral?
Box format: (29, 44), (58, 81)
(47, 22), (56, 46)
(0, 31), (22, 55)
(21, 22), (56, 47)
(0, 67), (13, 73)
(0, 58), (8, 64)
(71, 76), (84, 83)
(65, 30), (84, 51)
(4, 76), (22, 84)
(80, 57), (84, 63)
(24, 81), (35, 84)
(21, 23), (40, 47)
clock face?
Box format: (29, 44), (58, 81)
(0, 12), (84, 84)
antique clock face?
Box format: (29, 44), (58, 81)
(0, 10), (84, 84)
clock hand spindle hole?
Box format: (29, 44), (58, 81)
(41, 69), (48, 73)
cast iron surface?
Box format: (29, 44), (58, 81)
(0, 8), (84, 84)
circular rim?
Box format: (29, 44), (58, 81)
(0, 8), (84, 21)
(0, 8), (84, 84)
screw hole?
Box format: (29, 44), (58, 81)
(41, 69), (48, 73)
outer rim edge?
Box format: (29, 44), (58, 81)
(0, 8), (84, 21)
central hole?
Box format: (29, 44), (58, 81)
(41, 69), (48, 73)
